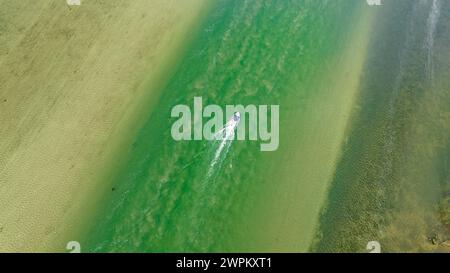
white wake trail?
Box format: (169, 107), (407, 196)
(206, 112), (241, 179)
(425, 0), (441, 82)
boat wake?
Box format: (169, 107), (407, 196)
(425, 0), (441, 83)
(206, 112), (241, 180)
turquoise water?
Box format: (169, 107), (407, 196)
(83, 0), (450, 253)
(84, 0), (368, 252)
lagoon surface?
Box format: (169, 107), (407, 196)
(1, 0), (447, 253)
(83, 0), (449, 252)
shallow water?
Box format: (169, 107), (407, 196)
(83, 0), (449, 253)
(83, 0), (371, 252)
(312, 0), (450, 252)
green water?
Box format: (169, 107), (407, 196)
(83, 0), (450, 253)
(83, 0), (371, 252)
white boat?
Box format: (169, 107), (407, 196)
(212, 112), (241, 140)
